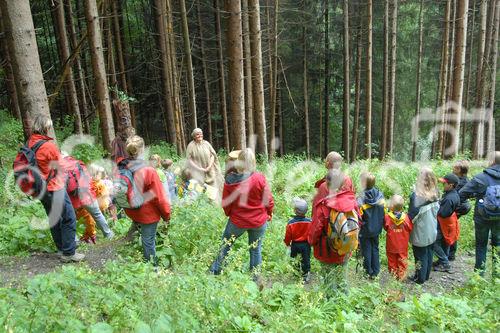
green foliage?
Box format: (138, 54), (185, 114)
(71, 143), (106, 165)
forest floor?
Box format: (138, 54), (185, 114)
(0, 236), (476, 297)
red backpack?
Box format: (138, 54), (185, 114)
(13, 140), (49, 197)
(62, 156), (91, 197)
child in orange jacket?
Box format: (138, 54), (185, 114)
(384, 195), (413, 280)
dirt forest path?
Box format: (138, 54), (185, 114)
(0, 237), (476, 296)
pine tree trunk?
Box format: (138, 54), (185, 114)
(485, 0), (499, 155)
(105, 14), (118, 101)
(447, 0), (469, 158)
(196, 0), (213, 142)
(242, 0), (254, 140)
(342, 0), (350, 162)
(387, 0), (398, 157)
(52, 0), (83, 134)
(365, 0), (373, 159)
(0, 0), (55, 139)
(0, 7), (21, 120)
(381, 0), (389, 159)
(461, 0), (476, 153)
(248, 0), (268, 157)
(302, 0), (310, 159)
(269, 0), (279, 158)
(351, 27), (362, 163)
(84, 0), (115, 152)
(324, 0), (330, 156)
(278, 83), (284, 156)
(224, 0), (246, 150)
(412, 0), (424, 162)
(180, 0), (197, 129)
(214, 0), (229, 152)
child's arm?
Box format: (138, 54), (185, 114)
(438, 197), (454, 218)
(284, 224), (292, 246)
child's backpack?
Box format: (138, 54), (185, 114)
(326, 209), (360, 256)
(64, 157), (91, 197)
(478, 176), (500, 221)
(113, 159), (145, 209)
(12, 140), (49, 197)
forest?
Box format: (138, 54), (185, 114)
(0, 0), (499, 332)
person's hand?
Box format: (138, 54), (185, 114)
(267, 215), (272, 221)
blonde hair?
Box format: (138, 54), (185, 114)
(32, 114), (53, 136)
(360, 172), (376, 189)
(149, 154), (161, 168)
(390, 194), (405, 212)
(236, 148), (256, 173)
(415, 167), (439, 202)
(326, 169), (346, 193)
(453, 160), (469, 176)
(126, 135), (145, 159)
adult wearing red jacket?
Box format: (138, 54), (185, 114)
(210, 148), (274, 275)
(123, 136), (171, 265)
(27, 115), (84, 262)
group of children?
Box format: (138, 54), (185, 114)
(283, 161), (470, 285)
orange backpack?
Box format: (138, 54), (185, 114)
(326, 209), (360, 256)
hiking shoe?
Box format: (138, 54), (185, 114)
(433, 263), (451, 272)
(105, 231), (115, 240)
(432, 260), (440, 268)
(449, 255), (456, 261)
(60, 252), (86, 263)
(303, 272), (311, 284)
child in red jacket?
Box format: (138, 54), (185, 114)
(284, 198), (312, 282)
(384, 195), (413, 280)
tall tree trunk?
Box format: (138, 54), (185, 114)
(324, 0), (330, 156)
(387, 0), (398, 157)
(65, 0), (90, 133)
(153, 0), (177, 145)
(302, 0), (310, 159)
(0, 7), (21, 120)
(242, 0), (254, 140)
(52, 0), (83, 134)
(278, 83), (284, 156)
(214, 0), (229, 151)
(225, 0), (246, 150)
(196, 0), (213, 142)
(365, 0), (373, 159)
(351, 27), (362, 163)
(0, 0), (55, 139)
(381, 0), (389, 159)
(446, 0), (469, 158)
(105, 14), (118, 101)
(412, 0), (424, 162)
(270, 0), (279, 158)
(485, 0), (499, 155)
(84, 0), (115, 152)
(472, 0), (488, 158)
(433, 0), (451, 158)
(342, 0), (350, 162)
(248, 0), (268, 156)
(179, 0), (197, 129)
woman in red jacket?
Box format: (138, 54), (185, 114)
(210, 148), (274, 275)
(123, 135), (171, 265)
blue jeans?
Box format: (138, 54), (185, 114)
(475, 220), (499, 276)
(359, 235), (380, 277)
(413, 244), (433, 284)
(290, 241), (311, 276)
(210, 220), (267, 274)
(41, 189), (77, 256)
(84, 201), (113, 237)
(433, 226), (450, 265)
(136, 222), (158, 265)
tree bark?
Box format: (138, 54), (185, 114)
(242, 0), (254, 140)
(324, 0), (330, 156)
(0, 0), (55, 139)
(248, 0), (268, 156)
(214, 0), (229, 151)
(196, 0), (213, 142)
(0, 6), (21, 120)
(387, 0), (398, 157)
(485, 0), (499, 155)
(224, 0), (246, 150)
(342, 0), (350, 162)
(269, 0), (279, 158)
(461, 0), (476, 153)
(365, 0), (373, 159)
(381, 0), (389, 159)
(303, 0), (310, 159)
(179, 0), (197, 129)
(84, 0), (115, 152)
(447, 0), (469, 158)
(412, 0), (424, 162)
(351, 26), (362, 163)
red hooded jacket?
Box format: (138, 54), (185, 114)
(312, 175), (354, 219)
(28, 134), (65, 192)
(384, 212), (413, 253)
(308, 189), (359, 264)
(222, 172), (274, 229)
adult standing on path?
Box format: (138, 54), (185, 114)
(27, 114), (84, 262)
(459, 152), (500, 277)
(185, 128), (223, 190)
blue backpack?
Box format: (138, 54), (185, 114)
(477, 176), (500, 221)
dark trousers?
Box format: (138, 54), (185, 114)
(360, 235), (380, 277)
(475, 220), (499, 276)
(449, 241), (457, 260)
(432, 226), (450, 265)
(41, 189), (77, 256)
(412, 244), (433, 284)
(290, 241), (311, 276)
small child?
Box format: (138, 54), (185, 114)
(449, 160), (471, 260)
(89, 165), (117, 223)
(179, 168), (205, 200)
(357, 172), (385, 278)
(161, 159), (178, 202)
(284, 198), (312, 282)
(384, 195), (413, 280)
(149, 154), (167, 183)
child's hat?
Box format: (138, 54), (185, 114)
(293, 198), (308, 215)
(439, 173), (459, 185)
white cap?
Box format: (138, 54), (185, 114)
(293, 198), (308, 215)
